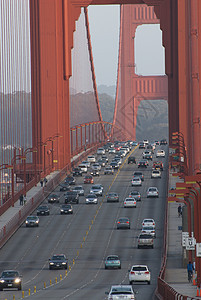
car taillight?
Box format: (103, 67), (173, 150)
(153, 223), (155, 225)
(145, 271), (150, 274)
(117, 222), (120, 224)
(124, 202), (126, 204)
(130, 271), (135, 274)
(126, 221), (129, 224)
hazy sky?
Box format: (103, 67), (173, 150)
(88, 5), (165, 86)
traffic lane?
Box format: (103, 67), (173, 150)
(25, 154), (167, 299)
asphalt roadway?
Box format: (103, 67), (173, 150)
(0, 144), (169, 300)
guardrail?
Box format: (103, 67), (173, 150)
(0, 144), (101, 249)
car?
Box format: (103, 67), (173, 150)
(132, 141), (138, 146)
(48, 194), (60, 203)
(133, 171), (144, 181)
(65, 176), (76, 185)
(78, 164), (88, 173)
(119, 150), (126, 157)
(84, 175), (94, 184)
(72, 185), (84, 196)
(85, 193), (98, 204)
(90, 184), (103, 196)
(107, 192), (119, 202)
(146, 144), (154, 153)
(128, 156), (136, 164)
(160, 139), (168, 145)
(129, 265), (151, 285)
(153, 161), (164, 171)
(97, 158), (106, 167)
(25, 216), (39, 227)
(142, 218), (156, 228)
(65, 191), (79, 204)
(59, 183), (70, 192)
(0, 270), (22, 290)
(131, 177), (142, 186)
(91, 163), (101, 171)
(151, 169), (161, 178)
(155, 140), (160, 145)
(87, 155), (96, 163)
(138, 160), (148, 168)
(109, 148), (116, 154)
(37, 205), (50, 216)
(106, 285), (135, 300)
(139, 142), (145, 149)
(156, 149), (165, 158)
(97, 147), (105, 155)
(143, 153), (152, 160)
(49, 254), (68, 270)
(110, 161), (119, 169)
(81, 160), (90, 168)
(141, 226), (156, 238)
(60, 204), (73, 214)
(142, 150), (151, 157)
(105, 255), (121, 269)
(101, 155), (108, 163)
(147, 187), (159, 198)
(114, 157), (122, 165)
(138, 233), (154, 249)
(124, 198), (136, 208)
(96, 183), (104, 191)
(143, 139), (149, 145)
(129, 190), (141, 201)
(91, 169), (100, 176)
(72, 167), (82, 177)
(117, 217), (130, 229)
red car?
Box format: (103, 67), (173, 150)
(152, 161), (163, 171)
(84, 175), (94, 184)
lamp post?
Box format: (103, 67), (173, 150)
(0, 164), (13, 206)
(44, 134), (62, 174)
(23, 147), (38, 195)
(11, 154), (25, 207)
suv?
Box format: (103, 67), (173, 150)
(72, 167), (82, 177)
(49, 254), (68, 270)
(64, 191), (79, 204)
(128, 156), (136, 164)
(0, 270), (22, 290)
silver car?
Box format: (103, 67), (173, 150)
(85, 194), (98, 204)
(131, 177), (142, 186)
(141, 225), (156, 238)
(147, 187), (159, 198)
(138, 233), (154, 249)
(106, 285), (135, 300)
(72, 185), (84, 196)
(90, 185), (103, 196)
(25, 216), (39, 227)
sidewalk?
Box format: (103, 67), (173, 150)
(165, 170), (199, 299)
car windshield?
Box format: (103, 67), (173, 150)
(88, 194), (96, 198)
(111, 287), (132, 294)
(108, 193), (117, 197)
(61, 205), (71, 209)
(51, 255), (65, 260)
(149, 188), (157, 191)
(139, 234), (152, 239)
(92, 186), (100, 189)
(144, 219), (154, 223)
(132, 266), (147, 271)
(85, 176), (92, 179)
(131, 191), (139, 195)
(1, 271), (19, 278)
(74, 187), (82, 190)
(27, 216), (37, 220)
(143, 226), (154, 230)
(119, 218), (129, 222)
(125, 198), (134, 201)
(38, 206), (47, 209)
(107, 256), (119, 261)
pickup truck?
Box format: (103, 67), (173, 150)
(64, 191), (79, 204)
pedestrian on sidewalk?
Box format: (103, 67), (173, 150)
(19, 194), (24, 205)
(44, 177), (48, 186)
(23, 195), (27, 205)
(178, 204), (182, 217)
(187, 261), (194, 282)
(40, 179), (43, 187)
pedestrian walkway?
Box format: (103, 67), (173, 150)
(165, 169), (199, 299)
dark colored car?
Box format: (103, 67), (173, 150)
(25, 216), (39, 227)
(107, 192), (119, 202)
(84, 175), (94, 184)
(110, 162), (119, 169)
(138, 161), (148, 168)
(64, 191), (79, 204)
(59, 183), (71, 192)
(60, 204), (73, 214)
(117, 217), (130, 229)
(65, 176), (76, 185)
(133, 171), (144, 181)
(48, 194), (60, 203)
(160, 139), (168, 145)
(153, 161), (164, 171)
(72, 167), (82, 177)
(0, 270), (22, 290)
(144, 153), (152, 160)
(129, 190), (141, 201)
(139, 142), (145, 149)
(37, 205), (50, 216)
(49, 254), (68, 270)
(128, 156), (136, 164)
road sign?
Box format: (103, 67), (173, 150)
(186, 237), (195, 250)
(182, 232), (189, 247)
(196, 243), (201, 257)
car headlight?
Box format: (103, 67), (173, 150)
(50, 262), (54, 265)
(14, 278), (21, 283)
(62, 262), (67, 265)
(25, 221), (28, 224)
(69, 209), (72, 211)
(61, 209), (64, 212)
(0, 279), (5, 283)
(36, 220), (39, 223)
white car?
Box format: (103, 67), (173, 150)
(143, 139), (149, 145)
(81, 160), (90, 168)
(124, 198), (136, 208)
(90, 185), (103, 196)
(151, 170), (161, 178)
(147, 187), (159, 198)
(97, 148), (105, 155)
(87, 155), (96, 163)
(141, 225), (156, 238)
(156, 150), (165, 157)
(131, 177), (142, 186)
(79, 164), (88, 173)
(106, 285), (135, 300)
(142, 218), (156, 228)
(129, 265), (151, 285)
(72, 185), (84, 196)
